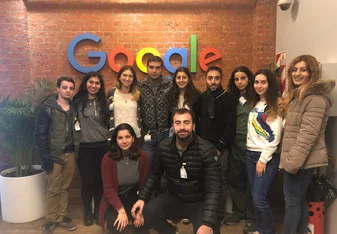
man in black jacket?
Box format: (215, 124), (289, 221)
(35, 77), (80, 234)
(131, 108), (221, 234)
(197, 66), (238, 222)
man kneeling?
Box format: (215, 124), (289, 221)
(131, 108), (222, 234)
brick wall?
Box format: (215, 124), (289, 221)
(0, 0), (277, 202)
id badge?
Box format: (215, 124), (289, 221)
(74, 121), (81, 131)
(180, 163), (188, 179)
(239, 96), (247, 105)
(180, 168), (188, 179)
(144, 133), (151, 142)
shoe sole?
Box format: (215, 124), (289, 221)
(224, 219), (246, 225)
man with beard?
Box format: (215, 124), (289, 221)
(197, 66), (237, 222)
(131, 108), (222, 234)
(35, 77), (80, 234)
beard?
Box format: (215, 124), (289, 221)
(176, 130), (192, 141)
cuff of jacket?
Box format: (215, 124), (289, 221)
(215, 141), (228, 152)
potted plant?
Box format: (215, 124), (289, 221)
(0, 79), (54, 223)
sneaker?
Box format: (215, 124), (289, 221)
(58, 217), (77, 231)
(243, 220), (257, 234)
(224, 215), (246, 225)
(182, 218), (191, 225)
(41, 222), (57, 234)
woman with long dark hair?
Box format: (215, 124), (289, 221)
(246, 69), (283, 234)
(99, 123), (149, 234)
(169, 67), (201, 129)
(226, 66), (256, 233)
(280, 55), (335, 234)
(107, 65), (141, 139)
(73, 71), (110, 226)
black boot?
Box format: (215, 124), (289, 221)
(93, 195), (101, 224)
(83, 196), (94, 226)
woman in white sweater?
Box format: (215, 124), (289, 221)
(246, 69), (283, 234)
(107, 65), (141, 139)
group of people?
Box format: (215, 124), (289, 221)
(35, 54), (335, 234)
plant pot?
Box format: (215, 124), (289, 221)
(0, 165), (46, 223)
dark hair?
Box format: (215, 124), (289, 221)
(108, 123), (141, 160)
(170, 67), (201, 110)
(205, 66), (223, 79)
(116, 65), (140, 101)
(227, 66), (255, 100)
(57, 76), (75, 88)
(146, 55), (163, 68)
(73, 71), (109, 123)
(249, 69), (280, 120)
(171, 108), (195, 124)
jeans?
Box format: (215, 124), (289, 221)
(246, 150), (279, 234)
(142, 192), (221, 234)
(45, 152), (75, 222)
(282, 168), (315, 234)
(142, 130), (169, 162)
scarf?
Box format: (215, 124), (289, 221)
(205, 86), (224, 119)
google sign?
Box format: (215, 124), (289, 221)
(67, 33), (222, 74)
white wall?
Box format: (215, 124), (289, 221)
(276, 1), (337, 233)
(276, 0), (337, 64)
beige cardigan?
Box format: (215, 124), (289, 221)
(280, 79), (335, 174)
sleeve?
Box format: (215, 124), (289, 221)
(259, 115), (283, 164)
(34, 106), (53, 171)
(284, 97), (327, 174)
(202, 145), (222, 228)
(138, 147), (164, 202)
(101, 155), (123, 211)
(139, 151), (150, 187)
(216, 94), (238, 151)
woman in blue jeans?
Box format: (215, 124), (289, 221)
(246, 69), (283, 234)
(280, 55), (335, 234)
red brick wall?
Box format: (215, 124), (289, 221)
(1, 0), (277, 96)
(0, 0), (277, 200)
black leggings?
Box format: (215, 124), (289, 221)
(77, 144), (109, 212)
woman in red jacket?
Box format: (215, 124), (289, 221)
(99, 123), (149, 233)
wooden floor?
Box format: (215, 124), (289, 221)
(0, 205), (284, 234)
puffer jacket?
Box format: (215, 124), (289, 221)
(280, 79), (335, 174)
(35, 96), (80, 170)
(138, 76), (172, 133)
(138, 133), (221, 228)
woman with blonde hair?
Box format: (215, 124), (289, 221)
(280, 55), (335, 234)
(107, 65), (141, 139)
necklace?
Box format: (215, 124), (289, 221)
(124, 156), (130, 165)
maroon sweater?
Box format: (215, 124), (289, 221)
(99, 150), (149, 228)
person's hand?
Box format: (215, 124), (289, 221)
(133, 212), (144, 228)
(131, 200), (145, 219)
(256, 160), (266, 177)
(216, 150), (221, 157)
(196, 225), (213, 234)
(113, 209), (128, 232)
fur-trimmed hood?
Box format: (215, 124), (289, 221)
(304, 79), (335, 97)
(302, 79), (336, 107)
